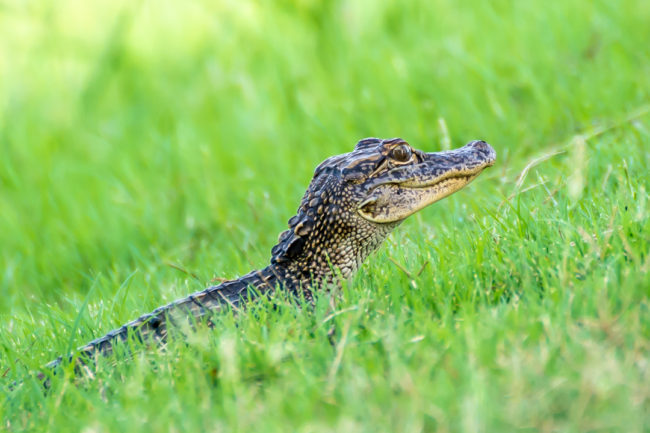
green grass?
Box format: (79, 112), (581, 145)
(1, 0), (649, 431)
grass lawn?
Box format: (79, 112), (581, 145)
(1, 0), (649, 431)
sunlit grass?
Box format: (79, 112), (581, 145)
(1, 0), (649, 431)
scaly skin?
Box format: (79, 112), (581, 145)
(36, 137), (496, 385)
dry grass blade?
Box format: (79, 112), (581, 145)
(514, 149), (566, 191)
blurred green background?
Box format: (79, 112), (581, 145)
(1, 0), (649, 432)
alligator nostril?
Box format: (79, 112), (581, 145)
(466, 140), (496, 164)
(470, 140), (489, 150)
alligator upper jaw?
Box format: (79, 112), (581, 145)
(358, 140), (496, 223)
(401, 140), (496, 188)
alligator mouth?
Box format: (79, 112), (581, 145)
(358, 140), (496, 223)
(400, 169), (483, 190)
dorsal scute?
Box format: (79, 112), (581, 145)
(271, 183), (324, 264)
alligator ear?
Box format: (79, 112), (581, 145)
(355, 137), (382, 150)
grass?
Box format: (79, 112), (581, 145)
(1, 0), (649, 431)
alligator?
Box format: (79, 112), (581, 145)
(30, 137), (496, 385)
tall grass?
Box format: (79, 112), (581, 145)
(1, 0), (649, 431)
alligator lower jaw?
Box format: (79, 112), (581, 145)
(357, 173), (482, 223)
(405, 173), (480, 203)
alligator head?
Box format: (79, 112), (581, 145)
(270, 138), (496, 290)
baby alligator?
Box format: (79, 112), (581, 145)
(35, 137), (496, 384)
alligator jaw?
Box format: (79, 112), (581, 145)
(358, 140), (496, 223)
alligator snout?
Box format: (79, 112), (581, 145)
(465, 140), (497, 165)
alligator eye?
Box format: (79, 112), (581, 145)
(391, 144), (412, 162)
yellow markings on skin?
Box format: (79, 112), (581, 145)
(367, 158), (390, 179)
(344, 153), (383, 170)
